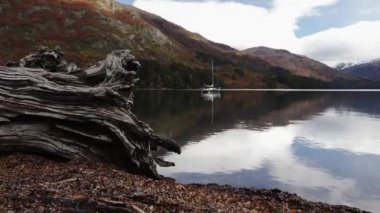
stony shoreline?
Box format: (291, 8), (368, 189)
(0, 154), (368, 212)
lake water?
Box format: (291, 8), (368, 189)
(133, 90), (380, 212)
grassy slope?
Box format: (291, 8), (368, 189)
(0, 0), (178, 65)
(242, 46), (355, 81)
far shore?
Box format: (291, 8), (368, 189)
(136, 88), (380, 92)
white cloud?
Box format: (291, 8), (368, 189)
(133, 0), (380, 66)
(300, 21), (380, 65)
(134, 0), (286, 49)
(133, 0), (338, 50)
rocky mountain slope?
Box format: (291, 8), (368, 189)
(0, 0), (373, 88)
(242, 46), (353, 81)
(337, 59), (380, 80)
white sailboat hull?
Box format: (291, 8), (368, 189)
(201, 87), (221, 93)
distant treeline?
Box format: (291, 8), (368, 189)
(137, 60), (223, 89)
(137, 60), (380, 89)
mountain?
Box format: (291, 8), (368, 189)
(337, 59), (380, 80)
(0, 0), (372, 88)
(242, 46), (354, 81)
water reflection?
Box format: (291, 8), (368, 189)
(133, 91), (380, 212)
(201, 92), (221, 101)
(201, 92), (220, 125)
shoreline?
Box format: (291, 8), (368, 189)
(0, 154), (368, 212)
(136, 88), (380, 92)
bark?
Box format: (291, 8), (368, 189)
(0, 47), (180, 179)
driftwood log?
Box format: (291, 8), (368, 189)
(0, 47), (180, 179)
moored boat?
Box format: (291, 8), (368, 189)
(201, 60), (221, 93)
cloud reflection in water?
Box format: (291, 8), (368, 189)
(160, 106), (380, 211)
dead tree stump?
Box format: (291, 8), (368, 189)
(0, 47), (180, 179)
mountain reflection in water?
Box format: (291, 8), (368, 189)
(133, 91), (380, 212)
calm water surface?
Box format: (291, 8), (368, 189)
(133, 91), (380, 212)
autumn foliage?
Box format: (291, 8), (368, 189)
(114, 10), (149, 26)
(0, 0), (140, 65)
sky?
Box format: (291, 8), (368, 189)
(119, 0), (380, 66)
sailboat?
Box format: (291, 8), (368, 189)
(201, 60), (221, 94)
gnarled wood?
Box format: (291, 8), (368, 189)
(0, 47), (180, 179)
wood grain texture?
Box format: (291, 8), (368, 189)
(0, 47), (180, 179)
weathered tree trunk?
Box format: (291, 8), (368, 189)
(0, 47), (180, 179)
